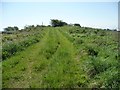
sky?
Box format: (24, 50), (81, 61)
(0, 1), (119, 31)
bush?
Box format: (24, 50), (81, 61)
(4, 26), (19, 31)
(2, 37), (40, 60)
(74, 23), (81, 27)
(74, 38), (83, 44)
(99, 30), (106, 36)
(86, 47), (98, 57)
(51, 19), (67, 27)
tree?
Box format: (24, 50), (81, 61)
(74, 23), (81, 27)
(14, 26), (19, 31)
(4, 27), (14, 31)
(51, 19), (67, 27)
(4, 26), (19, 31)
(24, 25), (35, 31)
(36, 25), (41, 27)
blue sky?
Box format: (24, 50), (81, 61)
(1, 2), (118, 31)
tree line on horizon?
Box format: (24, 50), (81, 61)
(3, 19), (117, 32)
(3, 19), (81, 32)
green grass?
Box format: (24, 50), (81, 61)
(2, 27), (45, 60)
(2, 26), (119, 88)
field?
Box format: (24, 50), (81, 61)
(2, 26), (119, 88)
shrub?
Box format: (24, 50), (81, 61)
(2, 36), (40, 60)
(51, 19), (67, 27)
(74, 23), (81, 27)
(74, 38), (83, 45)
(99, 31), (106, 36)
(86, 47), (98, 57)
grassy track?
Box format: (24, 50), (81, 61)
(2, 27), (85, 88)
(2, 26), (119, 88)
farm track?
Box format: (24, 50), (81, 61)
(2, 28), (82, 88)
(2, 26), (119, 88)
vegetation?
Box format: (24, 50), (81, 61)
(51, 19), (67, 27)
(2, 26), (45, 60)
(2, 24), (119, 88)
(4, 26), (19, 31)
(74, 23), (81, 27)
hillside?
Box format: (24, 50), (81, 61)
(2, 26), (119, 88)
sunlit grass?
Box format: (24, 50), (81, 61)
(2, 26), (119, 88)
